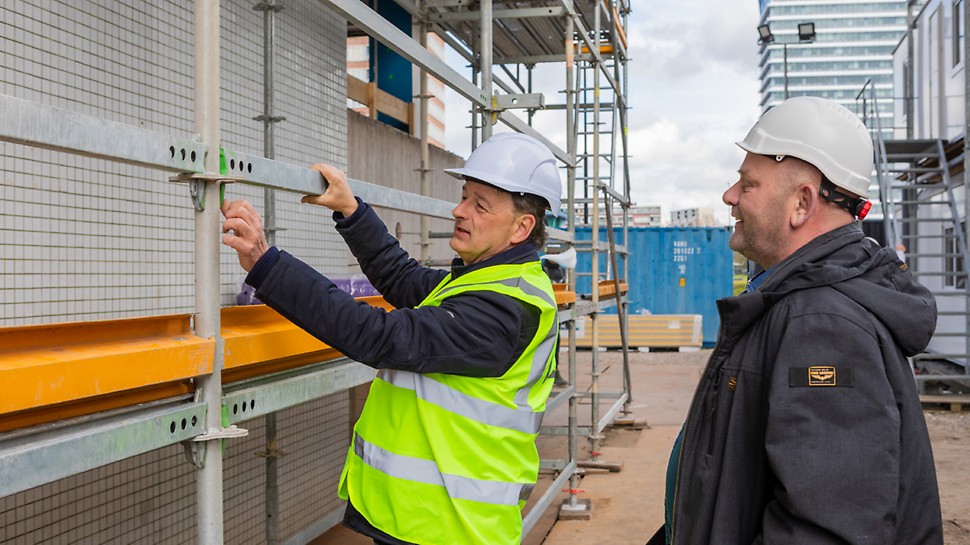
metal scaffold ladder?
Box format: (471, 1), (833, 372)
(878, 137), (970, 378)
(568, 14), (634, 458)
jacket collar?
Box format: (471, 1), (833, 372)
(718, 223), (865, 337)
(450, 243), (539, 279)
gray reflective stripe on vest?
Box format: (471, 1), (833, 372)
(435, 276), (557, 309)
(354, 433), (529, 505)
(378, 369), (544, 434)
(514, 328), (558, 407)
(434, 275), (559, 406)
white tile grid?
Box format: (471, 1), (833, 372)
(2, 0), (357, 543)
(277, 392), (351, 537)
(2, 0), (351, 325)
(0, 395), (353, 544)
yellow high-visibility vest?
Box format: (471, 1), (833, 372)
(338, 261), (559, 545)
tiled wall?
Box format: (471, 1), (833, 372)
(0, 394), (349, 544)
(1, 1), (353, 542)
(0, 0), (349, 327)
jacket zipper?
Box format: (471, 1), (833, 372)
(670, 309), (731, 544)
(707, 367), (724, 456)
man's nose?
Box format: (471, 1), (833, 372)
(723, 182), (739, 206)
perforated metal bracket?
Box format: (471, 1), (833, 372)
(192, 425), (250, 441)
(181, 425), (250, 468)
(170, 173), (241, 211)
(493, 93), (545, 111)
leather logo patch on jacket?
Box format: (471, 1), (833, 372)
(789, 366), (853, 387)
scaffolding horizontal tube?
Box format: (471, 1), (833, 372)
(319, 0), (570, 164)
(596, 392), (630, 435)
(223, 359), (376, 425)
(557, 298), (620, 322)
(522, 459), (577, 537)
(320, 0), (487, 107)
(0, 401), (207, 498)
(220, 148), (456, 219)
(0, 94), (207, 173)
(429, 6), (564, 22)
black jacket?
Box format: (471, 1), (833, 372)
(670, 224), (943, 545)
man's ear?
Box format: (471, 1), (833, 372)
(790, 183), (818, 229)
(511, 213), (536, 244)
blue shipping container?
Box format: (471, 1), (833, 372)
(573, 226), (734, 347)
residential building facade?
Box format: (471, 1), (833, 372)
(889, 0), (968, 366)
(670, 207), (716, 227)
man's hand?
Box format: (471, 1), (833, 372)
(301, 163), (359, 217)
(221, 199), (270, 272)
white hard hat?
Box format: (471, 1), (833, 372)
(445, 132), (562, 214)
(737, 96), (874, 197)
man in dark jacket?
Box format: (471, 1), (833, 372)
(222, 132), (562, 545)
(656, 97), (943, 544)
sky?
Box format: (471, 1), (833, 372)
(439, 0), (764, 226)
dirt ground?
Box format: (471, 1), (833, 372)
(925, 409), (970, 543)
(538, 349), (970, 545)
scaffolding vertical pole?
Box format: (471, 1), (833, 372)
(471, 30), (480, 151)
(255, 1), (283, 543)
(610, 0), (632, 412)
(589, 0), (604, 459)
(419, 0), (432, 264)
(906, 0), (916, 140)
(564, 14), (581, 509)
(964, 0), (970, 376)
(527, 65), (535, 126)
(480, 0), (493, 141)
(194, 1), (225, 543)
(621, 25), (633, 411)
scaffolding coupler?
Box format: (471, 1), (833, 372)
(484, 93), (546, 126)
(182, 425), (250, 468)
(170, 172), (241, 211)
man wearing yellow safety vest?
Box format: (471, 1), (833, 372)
(222, 132), (562, 545)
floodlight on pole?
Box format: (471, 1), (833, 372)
(797, 22), (816, 42)
(757, 22), (816, 100)
(757, 24), (774, 43)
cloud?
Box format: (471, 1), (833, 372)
(440, 0), (764, 225)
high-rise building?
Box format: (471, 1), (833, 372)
(757, 0), (909, 132)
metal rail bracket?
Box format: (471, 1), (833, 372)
(181, 425), (250, 468)
(170, 173), (241, 211)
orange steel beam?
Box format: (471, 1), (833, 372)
(579, 44), (614, 56)
(0, 297), (396, 432)
(612, 5), (628, 50)
(0, 314), (213, 416)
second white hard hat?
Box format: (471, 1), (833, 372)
(445, 132), (562, 214)
(737, 96), (874, 197)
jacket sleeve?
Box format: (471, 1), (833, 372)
(334, 199), (448, 309)
(253, 251), (525, 377)
(757, 304), (901, 544)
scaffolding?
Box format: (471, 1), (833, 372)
(0, 0), (632, 542)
